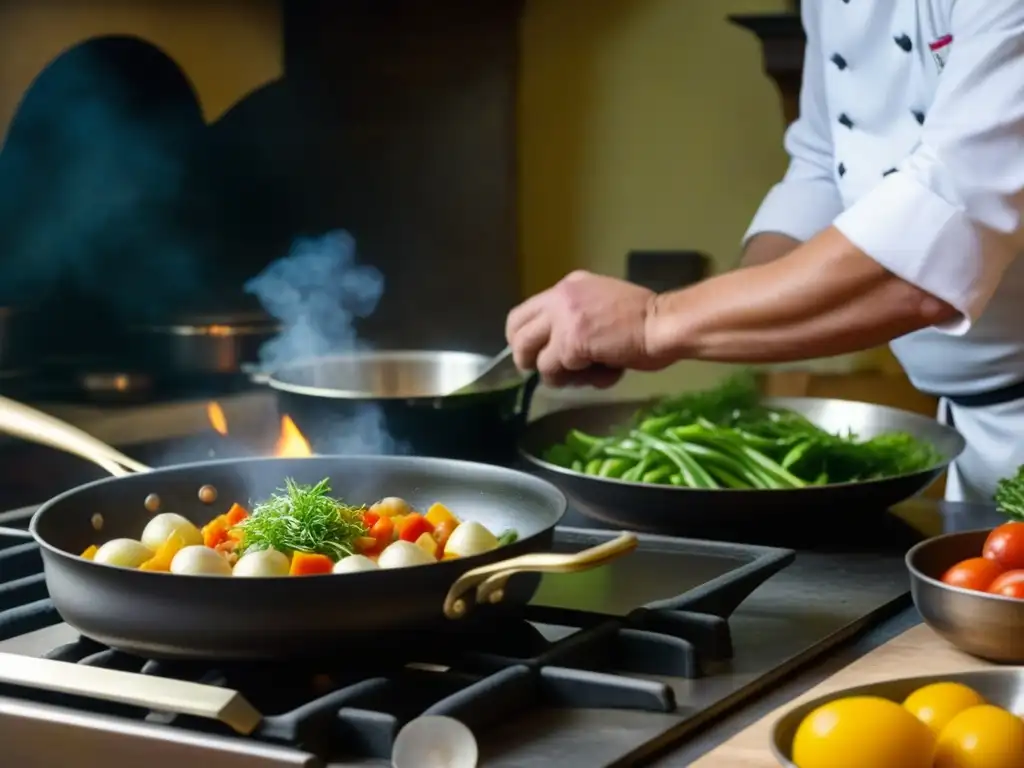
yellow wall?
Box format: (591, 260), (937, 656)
(0, 1), (282, 133)
(519, 0), (791, 400)
(0, 0), (791, 401)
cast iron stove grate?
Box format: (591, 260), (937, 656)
(0, 511), (794, 763)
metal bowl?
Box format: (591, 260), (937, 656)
(907, 529), (1024, 663)
(519, 397), (964, 535)
(771, 668), (1024, 766)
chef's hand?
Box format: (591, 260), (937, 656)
(505, 270), (667, 388)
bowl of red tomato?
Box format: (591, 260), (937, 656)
(906, 522), (1024, 663)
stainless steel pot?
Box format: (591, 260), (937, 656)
(128, 310), (279, 377)
(256, 351), (537, 463)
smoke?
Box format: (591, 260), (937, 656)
(246, 230), (409, 455)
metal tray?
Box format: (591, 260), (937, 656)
(771, 668), (1024, 766)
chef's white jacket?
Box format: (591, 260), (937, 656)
(743, 0), (1024, 501)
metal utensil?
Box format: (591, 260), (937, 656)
(519, 396), (964, 536)
(771, 668), (1024, 766)
(445, 345), (517, 396)
(907, 528), (1024, 663)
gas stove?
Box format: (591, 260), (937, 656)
(0, 501), (916, 767)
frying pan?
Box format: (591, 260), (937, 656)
(0, 397), (636, 664)
(519, 396), (965, 536)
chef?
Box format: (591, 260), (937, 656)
(506, 0), (1024, 502)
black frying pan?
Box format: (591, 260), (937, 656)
(0, 396), (635, 662)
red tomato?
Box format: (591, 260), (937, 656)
(987, 569), (1024, 599)
(983, 522), (1024, 570)
(941, 557), (1004, 592)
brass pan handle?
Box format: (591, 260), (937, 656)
(0, 652), (261, 734)
(0, 395), (150, 476)
(442, 532), (638, 619)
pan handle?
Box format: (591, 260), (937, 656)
(442, 532), (639, 619)
(0, 395), (150, 476)
(0, 652), (262, 734)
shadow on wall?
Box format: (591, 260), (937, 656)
(0, 34), (301, 354)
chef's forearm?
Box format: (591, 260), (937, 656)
(645, 226), (957, 363)
(739, 232), (803, 268)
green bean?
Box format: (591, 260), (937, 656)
(542, 443), (578, 468)
(602, 446), (645, 461)
(669, 473), (686, 486)
(705, 465), (751, 489)
(632, 432), (719, 489)
(781, 439), (815, 469)
(571, 459), (585, 472)
(642, 465), (674, 484)
(638, 413), (684, 435)
(567, 429), (608, 459)
(598, 458), (632, 478)
(622, 455), (653, 482)
(674, 440), (770, 489)
(584, 458), (604, 475)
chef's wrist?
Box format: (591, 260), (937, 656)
(643, 290), (700, 364)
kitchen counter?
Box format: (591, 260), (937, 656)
(651, 500), (1006, 766)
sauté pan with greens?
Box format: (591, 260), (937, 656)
(540, 374), (943, 490)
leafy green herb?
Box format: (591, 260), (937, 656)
(995, 466), (1024, 520)
(235, 477), (367, 560)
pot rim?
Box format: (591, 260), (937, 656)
(263, 350), (527, 400)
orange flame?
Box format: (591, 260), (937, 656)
(206, 402), (228, 436)
(274, 415), (313, 457)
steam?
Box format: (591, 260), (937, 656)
(246, 230), (408, 455)
(245, 230), (382, 366)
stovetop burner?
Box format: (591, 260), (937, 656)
(0, 501), (918, 767)
(0, 511), (815, 767)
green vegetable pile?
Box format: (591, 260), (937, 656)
(235, 477), (367, 560)
(995, 467), (1024, 520)
(541, 373), (943, 489)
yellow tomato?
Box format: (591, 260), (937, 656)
(792, 696), (934, 768)
(934, 705), (1024, 768)
(903, 682), (987, 736)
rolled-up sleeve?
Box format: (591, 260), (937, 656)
(833, 1), (1024, 335)
(744, 2), (844, 245)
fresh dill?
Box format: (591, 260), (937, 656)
(235, 477), (368, 561)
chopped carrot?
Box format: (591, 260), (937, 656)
(202, 516), (229, 548)
(442, 552), (460, 561)
(425, 503), (458, 528)
(289, 552), (333, 576)
(362, 510), (380, 529)
(396, 513), (433, 543)
(80, 544), (98, 560)
(224, 503), (249, 526)
(369, 516), (395, 547)
(139, 531), (187, 572)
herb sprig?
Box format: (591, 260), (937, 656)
(235, 477), (367, 561)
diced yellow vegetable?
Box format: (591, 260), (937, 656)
(415, 531), (439, 559)
(139, 531), (187, 572)
(80, 544), (98, 560)
(425, 502), (458, 528)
